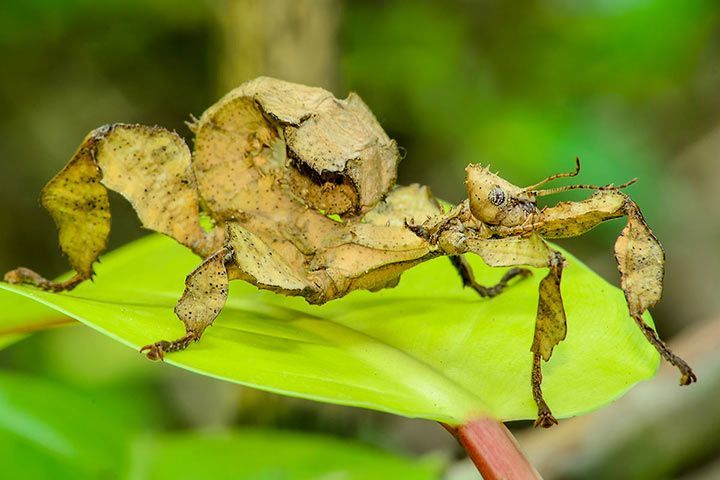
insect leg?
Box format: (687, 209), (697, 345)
(443, 232), (567, 427)
(141, 222), (320, 361)
(530, 249), (566, 427)
(141, 246), (232, 360)
(532, 352), (557, 428)
(533, 191), (695, 385)
(4, 124), (221, 292)
(3, 269), (85, 293)
(615, 200), (696, 385)
(448, 255), (531, 298)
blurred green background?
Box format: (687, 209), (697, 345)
(1, 0), (719, 478)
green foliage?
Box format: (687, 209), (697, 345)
(0, 372), (146, 478)
(0, 234), (658, 424)
(342, 0), (719, 230)
(0, 371), (439, 479)
(134, 431), (441, 480)
(0, 290), (68, 349)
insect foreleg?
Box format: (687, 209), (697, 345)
(615, 200), (696, 385)
(448, 255), (531, 298)
(442, 231), (567, 427)
(530, 249), (566, 427)
(529, 191), (696, 385)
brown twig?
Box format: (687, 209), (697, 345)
(443, 417), (541, 479)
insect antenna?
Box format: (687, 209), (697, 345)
(522, 157), (581, 192)
(531, 177), (638, 197)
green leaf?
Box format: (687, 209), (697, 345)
(0, 371), (442, 479)
(0, 234), (659, 424)
(129, 430), (442, 480)
(0, 372), (138, 479)
(0, 288), (72, 350)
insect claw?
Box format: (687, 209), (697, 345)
(680, 368), (698, 386)
(534, 407), (558, 428)
(140, 341), (170, 361)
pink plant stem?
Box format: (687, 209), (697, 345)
(443, 417), (541, 479)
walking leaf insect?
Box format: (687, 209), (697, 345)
(4, 77), (696, 427)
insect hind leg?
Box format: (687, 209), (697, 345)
(4, 268), (85, 293)
(141, 246), (233, 360)
(4, 124), (221, 294)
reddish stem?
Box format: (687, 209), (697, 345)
(443, 417), (540, 480)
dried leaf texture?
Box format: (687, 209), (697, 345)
(532, 257), (567, 361)
(93, 125), (213, 253)
(186, 78), (436, 303)
(615, 201), (665, 315)
(227, 223), (311, 295)
(537, 190), (627, 238)
(174, 247), (230, 336)
(308, 185), (442, 302)
(463, 235), (553, 268)
(40, 143), (110, 277)
(193, 76), (399, 218)
(41, 124), (214, 278)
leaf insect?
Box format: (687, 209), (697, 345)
(4, 77), (695, 427)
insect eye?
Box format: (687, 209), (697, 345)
(488, 187), (506, 206)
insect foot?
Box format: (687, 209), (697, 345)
(534, 405), (559, 429)
(632, 316), (697, 386)
(681, 369), (698, 386)
(4, 267), (85, 292)
(680, 365), (698, 386)
(140, 331), (199, 361)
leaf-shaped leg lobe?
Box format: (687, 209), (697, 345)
(512, 191), (694, 385)
(141, 247), (232, 361)
(532, 251), (567, 362)
(451, 234), (566, 426)
(531, 252), (566, 428)
(5, 124), (220, 292)
(4, 145), (110, 290)
(141, 221), (321, 361)
(615, 200), (696, 385)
